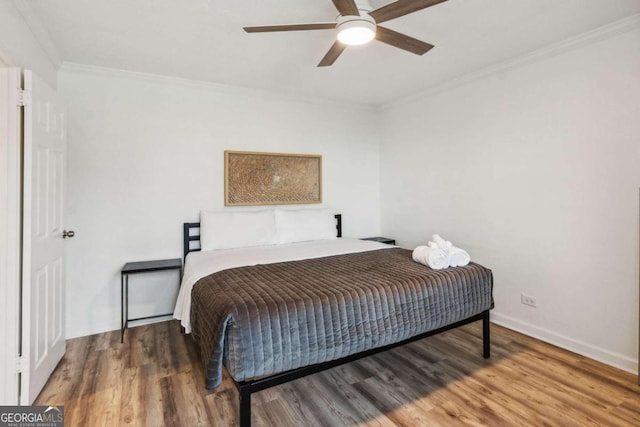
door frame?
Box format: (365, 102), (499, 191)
(0, 66), (22, 405)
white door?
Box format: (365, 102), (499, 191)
(20, 70), (67, 404)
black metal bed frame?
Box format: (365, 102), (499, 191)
(182, 213), (490, 427)
(236, 311), (490, 427)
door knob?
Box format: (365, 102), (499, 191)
(63, 230), (75, 239)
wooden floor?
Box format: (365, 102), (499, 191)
(37, 320), (639, 427)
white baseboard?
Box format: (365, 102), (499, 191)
(66, 315), (174, 340)
(65, 310), (639, 376)
(66, 321), (115, 340)
(491, 311), (638, 375)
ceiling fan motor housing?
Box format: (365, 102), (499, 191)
(336, 11), (376, 45)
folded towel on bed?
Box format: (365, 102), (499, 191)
(412, 245), (449, 270)
(430, 234), (471, 267)
(449, 246), (471, 267)
(432, 234), (449, 251)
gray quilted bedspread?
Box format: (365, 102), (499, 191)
(190, 248), (493, 389)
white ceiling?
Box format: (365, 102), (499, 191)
(27, 0), (640, 106)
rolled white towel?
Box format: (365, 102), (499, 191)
(412, 245), (449, 270)
(432, 234), (448, 251)
(449, 246), (471, 267)
(431, 234), (471, 267)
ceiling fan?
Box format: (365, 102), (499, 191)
(243, 0), (448, 67)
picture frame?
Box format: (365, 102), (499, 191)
(224, 150), (322, 206)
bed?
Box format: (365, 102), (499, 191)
(176, 212), (494, 427)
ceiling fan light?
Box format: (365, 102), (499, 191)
(336, 17), (376, 46)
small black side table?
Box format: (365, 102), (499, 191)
(121, 258), (182, 343)
(361, 237), (396, 245)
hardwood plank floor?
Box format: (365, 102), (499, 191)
(36, 321), (639, 426)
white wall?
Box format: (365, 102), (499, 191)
(380, 25), (640, 372)
(0, 0), (59, 88)
(58, 65), (381, 338)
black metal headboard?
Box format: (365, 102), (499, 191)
(183, 213), (342, 260)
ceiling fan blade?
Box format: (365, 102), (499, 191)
(375, 26), (434, 55)
(244, 23), (336, 33)
(370, 0), (448, 24)
(318, 41), (347, 67)
(332, 0), (360, 16)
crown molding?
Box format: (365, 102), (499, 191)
(380, 14), (640, 110)
(59, 62), (377, 113)
(10, 0), (62, 69)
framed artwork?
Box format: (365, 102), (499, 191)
(224, 150), (322, 206)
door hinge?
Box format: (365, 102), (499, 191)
(16, 356), (28, 373)
(17, 89), (32, 107)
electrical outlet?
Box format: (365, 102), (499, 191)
(521, 293), (537, 308)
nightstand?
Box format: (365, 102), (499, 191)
(121, 258), (182, 343)
(361, 237), (396, 245)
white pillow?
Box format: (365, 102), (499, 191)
(200, 210), (276, 251)
(274, 208), (337, 244)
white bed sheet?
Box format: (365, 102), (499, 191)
(174, 238), (393, 333)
